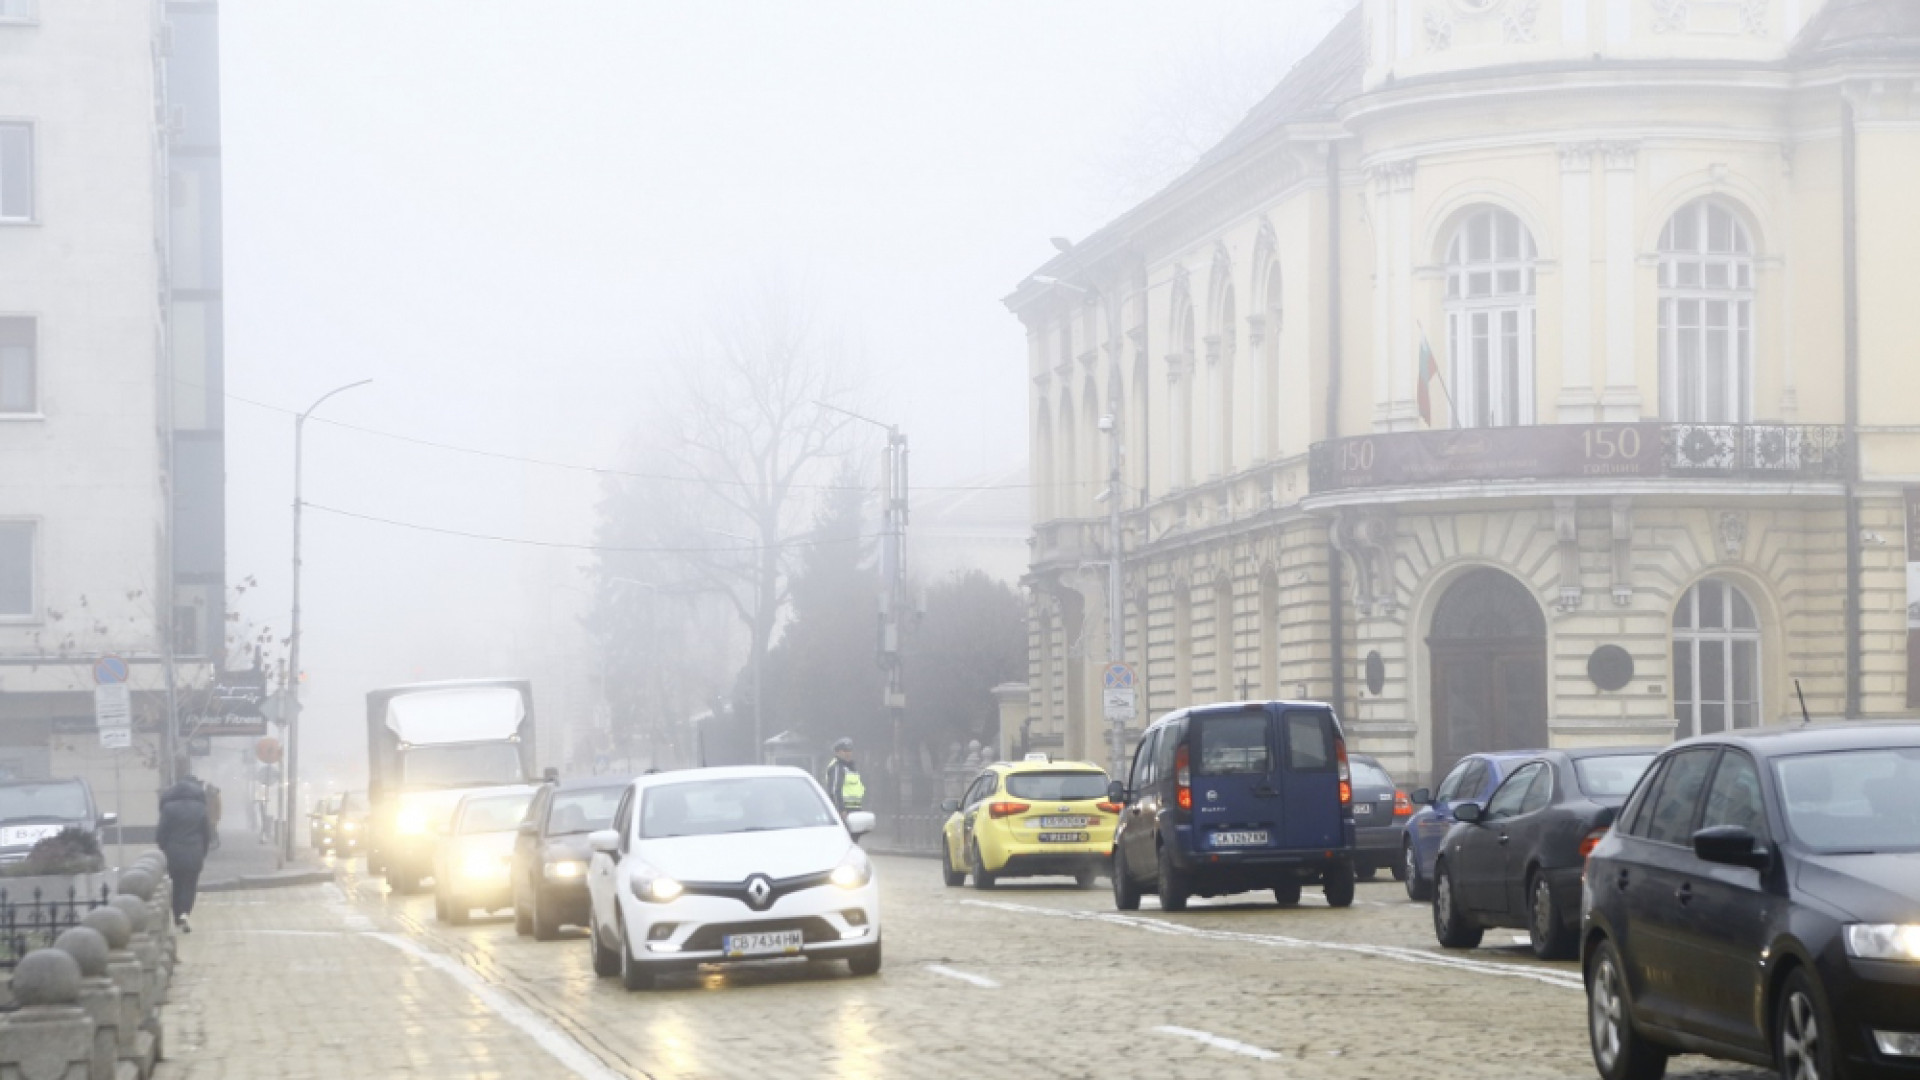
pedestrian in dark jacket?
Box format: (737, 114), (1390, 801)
(156, 777), (211, 932)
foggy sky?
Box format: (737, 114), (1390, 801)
(216, 1), (1347, 784)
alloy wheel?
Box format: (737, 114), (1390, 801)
(1435, 870), (1453, 925)
(1781, 989), (1823, 1080)
(1533, 879), (1554, 940)
(1590, 955), (1625, 1073)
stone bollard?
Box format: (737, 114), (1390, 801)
(0, 949), (93, 1080)
(102, 900), (161, 1070)
(110, 872), (169, 980)
(79, 909), (150, 1080)
(52, 928), (118, 1080)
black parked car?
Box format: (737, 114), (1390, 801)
(0, 778), (115, 864)
(1349, 753), (1411, 881)
(1429, 747), (1655, 959)
(511, 778), (625, 940)
(1584, 723), (1920, 1080)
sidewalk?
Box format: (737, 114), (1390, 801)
(198, 826), (334, 892)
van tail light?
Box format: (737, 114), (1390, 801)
(1336, 738), (1352, 806)
(1175, 744), (1192, 811)
(1096, 801), (1123, 814)
(1393, 790), (1413, 817)
(987, 801), (1031, 819)
(1580, 826), (1610, 860)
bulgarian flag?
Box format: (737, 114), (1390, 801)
(1417, 331), (1441, 427)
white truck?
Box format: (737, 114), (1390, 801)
(365, 679), (537, 893)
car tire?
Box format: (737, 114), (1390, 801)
(618, 919), (655, 992)
(1112, 847), (1141, 911)
(940, 838), (966, 888)
(447, 894), (471, 927)
(1156, 844), (1190, 913)
(1273, 880), (1303, 907)
(1390, 849), (1410, 883)
(513, 893), (533, 937)
(1324, 861), (1357, 909)
(433, 889), (449, 924)
(1776, 968), (1835, 1080)
(531, 892), (562, 942)
(847, 937), (882, 977)
(1073, 865), (1099, 890)
(1527, 871), (1577, 961)
(967, 840), (997, 890)
(590, 917), (620, 978)
(1431, 863), (1483, 949)
(1403, 840), (1432, 902)
(1587, 939), (1668, 1080)
(389, 871), (423, 896)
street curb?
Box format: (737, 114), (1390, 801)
(200, 868), (337, 892)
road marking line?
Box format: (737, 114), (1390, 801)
(1154, 1025), (1284, 1063)
(961, 900), (1585, 991)
(924, 964), (1000, 988)
(366, 932), (632, 1080)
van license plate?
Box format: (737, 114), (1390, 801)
(1353, 803), (1372, 816)
(1038, 832), (1088, 843)
(1212, 831), (1269, 848)
(1037, 816), (1091, 828)
(722, 929), (804, 957)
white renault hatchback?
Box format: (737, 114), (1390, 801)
(585, 765), (880, 991)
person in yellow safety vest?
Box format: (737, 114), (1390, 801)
(823, 737), (865, 817)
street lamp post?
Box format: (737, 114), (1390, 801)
(283, 379), (371, 864)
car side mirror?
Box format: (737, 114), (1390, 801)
(1452, 802), (1484, 824)
(1410, 787), (1432, 806)
(588, 828), (621, 855)
(845, 811), (876, 837)
(1107, 780), (1128, 804)
(939, 799), (961, 814)
(1693, 825), (1770, 870)
(97, 813), (118, 828)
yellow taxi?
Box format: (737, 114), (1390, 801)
(938, 755), (1119, 889)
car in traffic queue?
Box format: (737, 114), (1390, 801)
(512, 777), (624, 940)
(1426, 747), (1656, 959)
(1401, 749), (1545, 901)
(1109, 700), (1357, 911)
(432, 787), (536, 925)
(1349, 753), (1413, 881)
(939, 755), (1118, 890)
(1583, 723), (1920, 1080)
(0, 778), (115, 864)
(585, 765), (880, 992)
(311, 792), (369, 857)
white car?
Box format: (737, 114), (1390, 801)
(433, 787), (537, 925)
(585, 765), (880, 991)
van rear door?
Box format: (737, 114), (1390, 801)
(1188, 706), (1283, 853)
(1278, 707), (1346, 850)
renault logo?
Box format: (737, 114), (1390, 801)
(745, 875), (774, 910)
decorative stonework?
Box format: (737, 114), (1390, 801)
(1558, 141), (1596, 172)
(1245, 313), (1267, 348)
(1649, 0), (1689, 33)
(1502, 0), (1540, 43)
(1203, 334), (1223, 365)
(1554, 496), (1582, 613)
(1740, 0), (1768, 36)
(1372, 159), (1418, 195)
(1610, 497), (1634, 606)
(1602, 141), (1639, 171)
(1425, 6), (1454, 51)
(1719, 511), (1748, 560)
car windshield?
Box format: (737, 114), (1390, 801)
(457, 794), (532, 835)
(400, 743), (524, 789)
(1005, 771), (1108, 800)
(546, 788), (622, 835)
(1350, 760), (1394, 789)
(639, 777), (836, 839)
(1573, 754), (1656, 798)
(0, 782), (89, 822)
(1774, 746), (1920, 853)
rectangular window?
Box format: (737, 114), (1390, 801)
(0, 522), (31, 617)
(0, 0), (36, 22)
(0, 317), (33, 413)
(0, 124), (30, 222)
(1195, 713), (1270, 776)
(1282, 710), (1334, 771)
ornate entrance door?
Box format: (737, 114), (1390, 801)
(1428, 568), (1548, 776)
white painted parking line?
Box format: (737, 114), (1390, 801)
(962, 900), (1586, 991)
(1154, 1025), (1284, 1063)
(925, 964), (1000, 988)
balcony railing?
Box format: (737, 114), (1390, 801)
(1307, 423), (1848, 495)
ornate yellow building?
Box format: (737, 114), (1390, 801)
(1009, 0), (1920, 785)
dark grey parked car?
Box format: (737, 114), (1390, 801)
(0, 778), (115, 864)
(1349, 754), (1411, 880)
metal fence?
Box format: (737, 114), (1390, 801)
(0, 882), (114, 970)
(865, 813), (945, 858)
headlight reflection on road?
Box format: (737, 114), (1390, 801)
(831, 997), (881, 1080)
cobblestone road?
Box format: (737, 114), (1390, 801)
(155, 857), (1771, 1079)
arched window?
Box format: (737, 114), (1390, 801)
(1171, 297), (1196, 487)
(1659, 199), (1754, 423)
(1056, 391), (1076, 519)
(1445, 208), (1537, 428)
(1673, 578), (1761, 736)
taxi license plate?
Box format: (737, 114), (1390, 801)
(1037, 816), (1090, 828)
(1212, 830), (1269, 847)
(1353, 803), (1372, 816)
(1038, 832), (1088, 843)
(722, 929), (804, 957)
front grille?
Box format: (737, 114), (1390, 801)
(682, 917), (839, 952)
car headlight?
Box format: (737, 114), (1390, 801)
(462, 853), (507, 881)
(829, 847), (873, 890)
(1845, 924), (1920, 962)
(628, 861), (684, 903)
(544, 859), (584, 879)
(395, 808), (429, 836)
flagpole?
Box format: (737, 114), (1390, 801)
(1417, 321), (1459, 423)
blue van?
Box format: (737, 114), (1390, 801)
(1107, 701), (1357, 911)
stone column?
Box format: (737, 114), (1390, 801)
(1602, 141), (1642, 420)
(993, 683), (1030, 762)
(1558, 142), (1597, 421)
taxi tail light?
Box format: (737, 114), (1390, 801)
(1580, 826), (1610, 861)
(1175, 744), (1192, 812)
(1096, 801), (1123, 814)
(1393, 790), (1414, 817)
(1336, 737), (1352, 806)
(987, 801), (1031, 819)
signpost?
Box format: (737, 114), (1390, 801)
(1102, 662), (1137, 773)
(92, 657), (130, 866)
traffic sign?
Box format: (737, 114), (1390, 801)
(1102, 662), (1136, 690)
(92, 656), (129, 686)
(99, 726), (132, 750)
(93, 682), (131, 727)
(1103, 687), (1137, 721)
